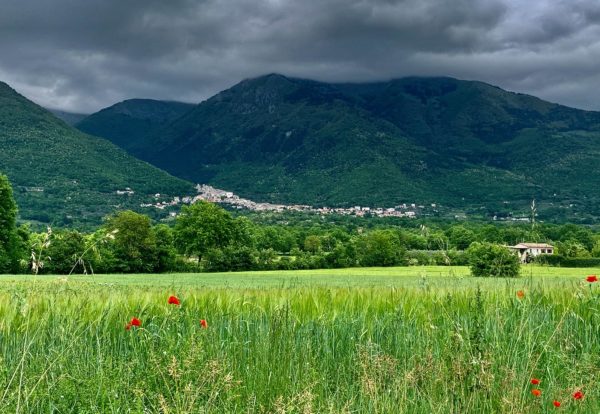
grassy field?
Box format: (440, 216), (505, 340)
(1, 266), (599, 413)
(1, 265), (598, 288)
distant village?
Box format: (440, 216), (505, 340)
(135, 184), (425, 218)
(112, 184), (564, 222)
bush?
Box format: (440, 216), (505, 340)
(203, 246), (257, 272)
(406, 250), (469, 266)
(406, 250), (435, 266)
(446, 249), (470, 266)
(466, 242), (520, 278)
(535, 254), (600, 268)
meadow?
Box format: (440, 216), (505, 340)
(1, 265), (599, 413)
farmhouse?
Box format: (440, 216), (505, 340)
(509, 243), (554, 263)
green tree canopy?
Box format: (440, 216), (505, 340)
(356, 229), (405, 267)
(174, 201), (241, 260)
(44, 230), (86, 274)
(104, 210), (158, 273)
(153, 224), (177, 272)
(446, 225), (477, 250)
(0, 174), (22, 273)
(467, 242), (520, 278)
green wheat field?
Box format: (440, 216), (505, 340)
(1, 266), (599, 413)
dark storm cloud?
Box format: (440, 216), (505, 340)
(1, 0), (599, 112)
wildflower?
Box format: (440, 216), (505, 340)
(531, 378), (540, 385)
(168, 295), (181, 305)
(125, 323), (132, 330)
(573, 390), (584, 400)
(586, 275), (598, 283)
(200, 319), (208, 329)
(553, 400), (561, 407)
(517, 290), (525, 299)
(532, 389), (542, 397)
(130, 317), (141, 327)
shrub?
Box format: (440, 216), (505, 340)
(535, 254), (600, 268)
(406, 249), (469, 266)
(533, 254), (563, 266)
(446, 249), (469, 266)
(466, 242), (520, 278)
(203, 246), (257, 272)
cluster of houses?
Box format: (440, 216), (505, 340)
(192, 185), (425, 218)
(137, 184), (422, 218)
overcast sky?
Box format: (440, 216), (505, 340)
(1, 0), (599, 113)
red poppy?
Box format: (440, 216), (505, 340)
(200, 319), (208, 329)
(573, 390), (584, 400)
(517, 290), (525, 299)
(532, 389), (542, 397)
(130, 317), (141, 327)
(553, 400), (561, 407)
(125, 323), (132, 330)
(586, 275), (598, 283)
(531, 378), (540, 385)
(168, 295), (181, 305)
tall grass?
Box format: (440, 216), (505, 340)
(0, 276), (598, 413)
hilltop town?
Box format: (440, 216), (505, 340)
(138, 184), (425, 218)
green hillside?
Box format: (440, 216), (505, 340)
(0, 81), (195, 227)
(76, 99), (194, 152)
(80, 74), (600, 220)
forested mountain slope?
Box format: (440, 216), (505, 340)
(0, 81), (194, 226)
(80, 74), (600, 219)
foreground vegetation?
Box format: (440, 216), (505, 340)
(1, 269), (598, 413)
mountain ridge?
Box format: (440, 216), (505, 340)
(77, 74), (600, 220)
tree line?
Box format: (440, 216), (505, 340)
(2, 173), (600, 274)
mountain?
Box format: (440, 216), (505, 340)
(76, 99), (195, 152)
(80, 74), (600, 220)
(47, 109), (89, 126)
(0, 81), (195, 227)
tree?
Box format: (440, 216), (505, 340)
(303, 235), (322, 253)
(466, 242), (520, 278)
(446, 225), (476, 250)
(153, 224), (177, 272)
(174, 202), (240, 261)
(256, 248), (278, 270)
(44, 230), (86, 274)
(356, 230), (405, 267)
(400, 231), (428, 250)
(558, 240), (591, 258)
(477, 225), (502, 243)
(0, 174), (22, 273)
(204, 246), (256, 272)
(256, 226), (296, 252)
(591, 239), (600, 258)
(104, 210), (158, 273)
(326, 243), (357, 268)
(558, 224), (595, 251)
